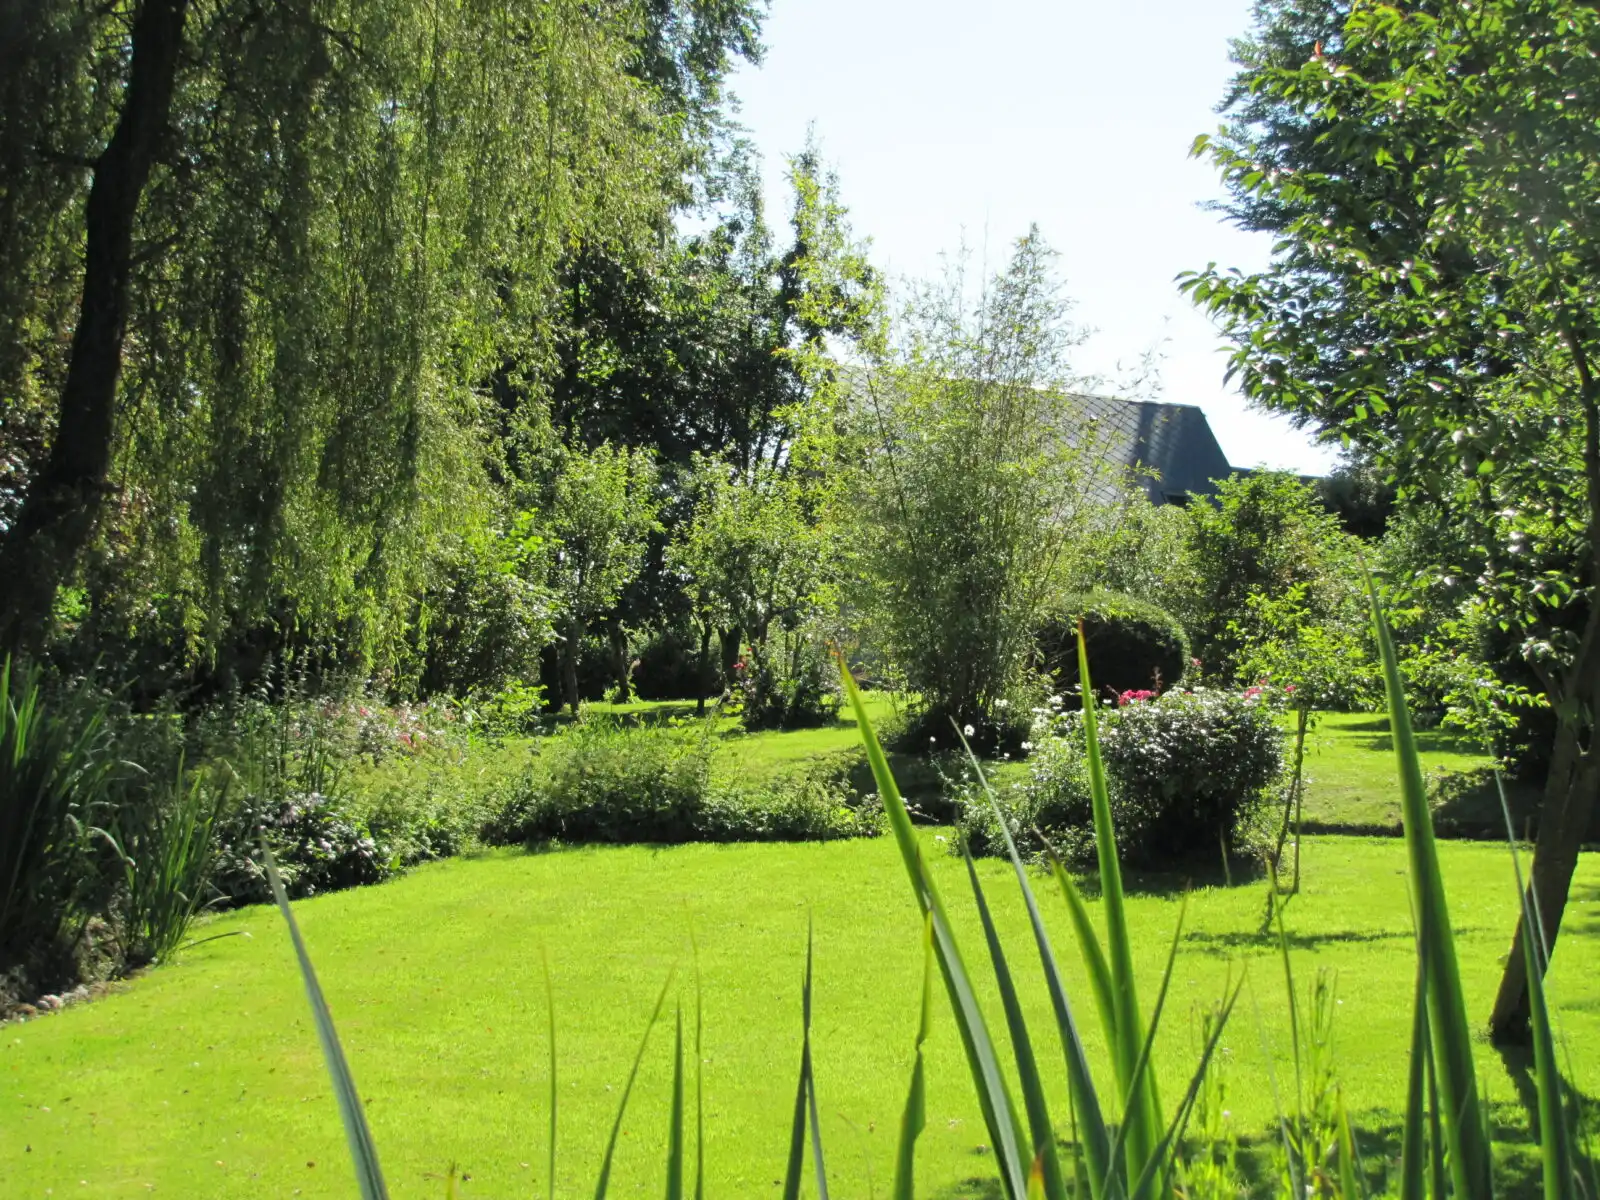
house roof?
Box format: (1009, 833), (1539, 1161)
(1069, 394), (1236, 505)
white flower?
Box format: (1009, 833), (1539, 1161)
(995, 698), (1009, 709)
(929, 735), (937, 744)
(963, 724), (975, 737)
(1021, 741), (1033, 751)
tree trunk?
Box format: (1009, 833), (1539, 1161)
(561, 620), (582, 714)
(1489, 719), (1598, 1044)
(608, 622), (631, 702)
(719, 626), (743, 681)
(0, 0), (190, 654)
(695, 623), (712, 716)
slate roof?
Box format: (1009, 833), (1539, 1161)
(1068, 394), (1236, 505)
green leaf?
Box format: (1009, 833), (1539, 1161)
(666, 1005), (684, 1200)
(841, 662), (1030, 1200)
(891, 914), (934, 1200)
(1077, 627), (1164, 1190)
(1367, 577), (1493, 1197)
(262, 840), (389, 1200)
(595, 969), (675, 1200)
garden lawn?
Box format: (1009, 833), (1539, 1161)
(1295, 712), (1509, 831)
(4, 835), (1597, 1199)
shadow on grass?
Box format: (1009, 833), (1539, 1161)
(1180, 927), (1415, 955)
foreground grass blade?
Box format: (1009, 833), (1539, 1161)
(595, 969), (676, 1200)
(667, 1005), (685, 1200)
(784, 918), (830, 1200)
(544, 950), (557, 1200)
(963, 846), (1069, 1198)
(1490, 751), (1577, 1200)
(1076, 627), (1163, 1190)
(1367, 580), (1493, 1197)
(1049, 855), (1118, 1055)
(693, 937), (706, 1200)
(1400, 956), (1428, 1200)
(956, 731), (1113, 1196)
(841, 662), (1029, 1200)
(892, 913), (935, 1200)
(1101, 895), (1189, 1198)
(262, 841), (389, 1200)
(1128, 975), (1244, 1200)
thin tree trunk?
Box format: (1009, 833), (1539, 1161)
(562, 619), (581, 714)
(608, 621), (631, 702)
(0, 0), (189, 653)
(1491, 353), (1600, 1044)
(695, 623), (711, 716)
(1489, 720), (1598, 1044)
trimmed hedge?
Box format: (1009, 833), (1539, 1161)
(1036, 590), (1189, 700)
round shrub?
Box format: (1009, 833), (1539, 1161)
(960, 687), (1283, 870)
(1037, 591), (1189, 700)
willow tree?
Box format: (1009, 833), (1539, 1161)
(0, 0), (715, 664)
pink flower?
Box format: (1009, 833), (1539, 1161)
(1284, 684), (1296, 693)
(1117, 689), (1157, 707)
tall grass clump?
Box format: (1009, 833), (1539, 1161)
(0, 659), (116, 992)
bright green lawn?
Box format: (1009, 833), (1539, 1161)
(4, 834), (1596, 1199)
(1295, 712), (1509, 832)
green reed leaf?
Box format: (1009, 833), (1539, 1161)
(262, 840), (389, 1200)
(595, 968), (675, 1200)
(891, 913), (934, 1200)
(1367, 577), (1493, 1197)
(841, 661), (1029, 1200)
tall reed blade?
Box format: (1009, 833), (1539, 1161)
(891, 913), (935, 1200)
(261, 840), (389, 1200)
(1491, 744), (1578, 1200)
(667, 1005), (685, 1200)
(841, 662), (1030, 1200)
(595, 968), (676, 1200)
(956, 728), (1114, 1196)
(1367, 580), (1493, 1197)
(1076, 626), (1163, 1190)
(693, 936), (706, 1200)
(962, 846), (1069, 1198)
(1400, 956), (1428, 1200)
(783, 919), (831, 1200)
(543, 949), (557, 1200)
(1049, 855), (1118, 1055)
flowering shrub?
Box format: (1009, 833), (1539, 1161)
(959, 687), (1284, 869)
(733, 632), (839, 732)
(212, 790), (394, 903)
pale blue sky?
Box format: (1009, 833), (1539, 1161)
(727, 0), (1341, 474)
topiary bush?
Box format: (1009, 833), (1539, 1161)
(1036, 591), (1189, 701)
(959, 686), (1283, 870)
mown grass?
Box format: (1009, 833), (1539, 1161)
(4, 834), (1595, 1198)
(1293, 713), (1514, 833)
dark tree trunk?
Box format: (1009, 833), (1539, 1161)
(695, 623), (712, 716)
(1489, 718), (1599, 1044)
(718, 626), (743, 680)
(1491, 364), (1600, 1044)
(608, 622), (631, 702)
(561, 619), (581, 714)
(0, 0), (190, 654)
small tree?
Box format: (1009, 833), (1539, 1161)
(854, 231), (1108, 739)
(668, 456), (828, 713)
(1235, 582), (1373, 891)
(547, 444), (660, 713)
(1174, 471), (1353, 682)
